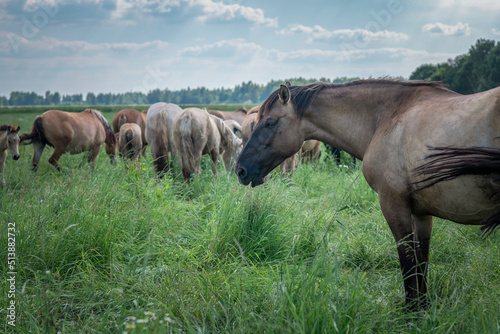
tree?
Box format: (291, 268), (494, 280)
(409, 64), (438, 81)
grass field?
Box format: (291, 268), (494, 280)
(1, 108), (499, 333)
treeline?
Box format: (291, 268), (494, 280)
(0, 77), (358, 107)
(410, 38), (500, 94)
(3, 38), (499, 107)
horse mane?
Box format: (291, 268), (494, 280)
(413, 146), (500, 236)
(87, 109), (117, 145)
(0, 124), (18, 132)
(259, 79), (451, 119)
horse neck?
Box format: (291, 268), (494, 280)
(214, 117), (234, 151)
(302, 84), (436, 160)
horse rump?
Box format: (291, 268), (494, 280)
(414, 146), (500, 236)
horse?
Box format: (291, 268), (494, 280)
(172, 107), (242, 182)
(0, 124), (20, 186)
(20, 109), (117, 171)
(207, 108), (248, 125)
(118, 123), (142, 164)
(235, 79), (500, 310)
(300, 140), (321, 164)
(113, 108), (148, 155)
(144, 102), (182, 176)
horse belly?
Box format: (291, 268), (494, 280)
(414, 176), (500, 224)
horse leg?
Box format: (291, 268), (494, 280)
(31, 142), (46, 171)
(88, 145), (101, 169)
(413, 214), (433, 308)
(379, 191), (432, 310)
(210, 150), (219, 177)
(48, 146), (66, 171)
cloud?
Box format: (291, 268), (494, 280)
(12, 0), (277, 26)
(193, 0), (277, 27)
(422, 22), (471, 36)
(177, 38), (450, 66)
(491, 28), (500, 36)
(276, 24), (408, 43)
(0, 33), (169, 57)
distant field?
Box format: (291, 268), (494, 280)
(0, 106), (499, 333)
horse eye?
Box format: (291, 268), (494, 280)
(266, 119), (278, 127)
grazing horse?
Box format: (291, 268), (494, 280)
(0, 124), (20, 186)
(173, 108), (242, 182)
(113, 108), (148, 155)
(118, 123), (142, 163)
(20, 109), (117, 171)
(144, 102), (182, 175)
(235, 79), (500, 309)
(207, 108), (248, 126)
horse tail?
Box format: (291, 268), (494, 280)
(90, 109), (117, 146)
(413, 146), (500, 236)
(152, 110), (169, 173)
(177, 114), (197, 180)
(20, 116), (49, 146)
(122, 129), (135, 159)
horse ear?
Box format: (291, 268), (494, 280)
(279, 84), (291, 104)
(15, 126), (20, 132)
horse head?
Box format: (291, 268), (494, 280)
(236, 83), (304, 187)
(7, 125), (21, 160)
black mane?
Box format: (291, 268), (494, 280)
(259, 79), (449, 119)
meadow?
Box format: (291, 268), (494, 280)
(1, 107), (499, 333)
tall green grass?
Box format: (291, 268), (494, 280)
(0, 110), (499, 333)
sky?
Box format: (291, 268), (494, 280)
(0, 0), (499, 97)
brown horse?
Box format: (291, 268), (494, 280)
(144, 102), (182, 175)
(20, 109), (117, 170)
(236, 79), (500, 309)
(118, 123), (142, 163)
(112, 108), (148, 155)
(207, 108), (248, 125)
(0, 124), (20, 186)
(173, 108), (242, 182)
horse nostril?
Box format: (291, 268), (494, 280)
(237, 167), (247, 179)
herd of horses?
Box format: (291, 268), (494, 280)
(2, 79), (499, 311)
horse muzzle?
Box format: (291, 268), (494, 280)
(236, 166), (266, 187)
(12, 154), (20, 161)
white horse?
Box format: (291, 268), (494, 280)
(173, 108), (242, 182)
(145, 102), (182, 175)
